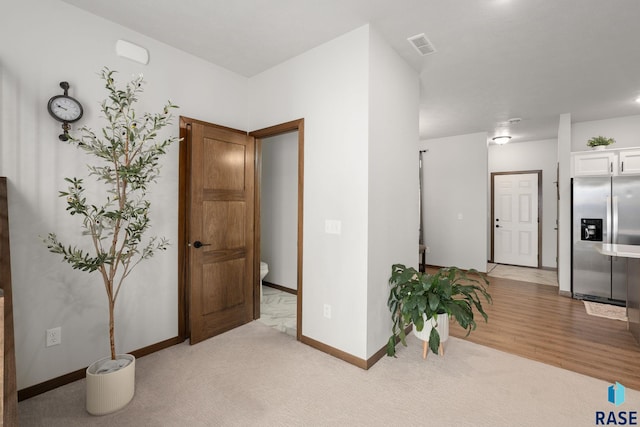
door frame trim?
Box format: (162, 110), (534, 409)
(250, 119), (304, 341)
(490, 170), (542, 268)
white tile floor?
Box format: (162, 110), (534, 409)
(257, 286), (297, 337)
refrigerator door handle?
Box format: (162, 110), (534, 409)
(612, 195), (619, 244)
(606, 195), (612, 243)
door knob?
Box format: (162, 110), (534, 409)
(495, 225), (500, 228)
(193, 241), (211, 249)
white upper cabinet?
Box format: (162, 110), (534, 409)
(572, 148), (640, 177)
(619, 150), (640, 175)
(572, 151), (615, 176)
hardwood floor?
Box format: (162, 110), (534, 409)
(446, 273), (640, 391)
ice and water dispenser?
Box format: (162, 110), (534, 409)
(581, 218), (603, 241)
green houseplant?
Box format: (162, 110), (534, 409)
(43, 68), (178, 414)
(386, 264), (491, 357)
(587, 135), (615, 148)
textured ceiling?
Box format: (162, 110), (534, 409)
(62, 0), (640, 142)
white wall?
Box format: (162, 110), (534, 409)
(249, 25), (418, 360)
(488, 139), (558, 268)
(1, 0), (248, 389)
(261, 133), (298, 290)
(366, 28), (419, 357)
(420, 133), (488, 272)
(248, 26), (371, 358)
(572, 115), (640, 152)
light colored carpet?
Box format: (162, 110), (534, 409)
(18, 321), (640, 426)
(584, 300), (628, 321)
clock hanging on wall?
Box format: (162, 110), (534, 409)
(47, 81), (83, 141)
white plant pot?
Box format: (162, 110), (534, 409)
(592, 145), (607, 150)
(413, 313), (449, 343)
(86, 354), (135, 415)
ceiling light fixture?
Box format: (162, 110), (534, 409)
(635, 96), (640, 104)
(492, 136), (512, 145)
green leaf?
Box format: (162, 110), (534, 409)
(428, 293), (439, 312)
(414, 314), (424, 331)
(429, 327), (440, 355)
(386, 336), (397, 357)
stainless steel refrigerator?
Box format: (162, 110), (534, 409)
(572, 176), (640, 305)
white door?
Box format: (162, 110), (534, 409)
(493, 173), (539, 267)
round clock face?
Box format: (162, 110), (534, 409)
(47, 95), (83, 123)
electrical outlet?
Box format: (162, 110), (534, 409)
(323, 304), (332, 319)
(46, 327), (61, 347)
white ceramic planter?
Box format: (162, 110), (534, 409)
(86, 354), (135, 415)
(413, 313), (449, 342)
(413, 313), (449, 358)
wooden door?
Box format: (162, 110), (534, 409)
(493, 172), (540, 267)
(184, 119), (255, 344)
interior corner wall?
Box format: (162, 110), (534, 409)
(488, 139), (558, 268)
(260, 133), (298, 290)
(1, 0), (248, 389)
(248, 25), (371, 358)
(366, 28), (419, 358)
(420, 133), (488, 272)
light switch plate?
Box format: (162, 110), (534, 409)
(325, 220), (342, 235)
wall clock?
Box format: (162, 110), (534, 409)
(47, 81), (83, 141)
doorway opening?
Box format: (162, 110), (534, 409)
(251, 119), (304, 341)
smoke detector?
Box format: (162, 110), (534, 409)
(407, 33), (436, 56)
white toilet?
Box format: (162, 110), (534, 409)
(260, 261), (269, 302)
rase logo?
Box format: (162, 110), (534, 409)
(596, 382), (637, 425)
(610, 382), (626, 407)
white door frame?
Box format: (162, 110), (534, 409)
(490, 170), (542, 268)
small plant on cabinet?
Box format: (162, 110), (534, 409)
(587, 136), (615, 148)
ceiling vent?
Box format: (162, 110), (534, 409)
(407, 33), (436, 56)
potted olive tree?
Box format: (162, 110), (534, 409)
(387, 264), (491, 358)
(44, 68), (178, 415)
